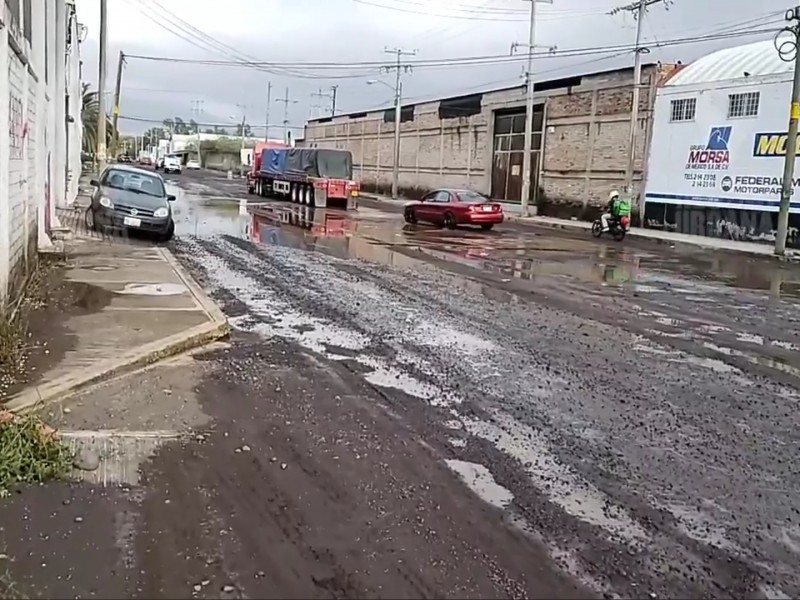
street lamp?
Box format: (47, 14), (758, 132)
(368, 79), (402, 200)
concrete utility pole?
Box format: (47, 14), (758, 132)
(264, 81), (272, 142)
(383, 47), (416, 200)
(275, 87), (298, 145)
(611, 0), (666, 205)
(96, 0), (108, 173)
(191, 99), (204, 163)
(513, 0), (554, 217)
(109, 50), (125, 159)
(776, 6), (800, 255)
(312, 86), (339, 118)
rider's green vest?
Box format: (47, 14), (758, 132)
(613, 197), (631, 217)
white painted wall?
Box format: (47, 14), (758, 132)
(0, 0), (74, 308)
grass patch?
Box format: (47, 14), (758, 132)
(0, 412), (74, 498)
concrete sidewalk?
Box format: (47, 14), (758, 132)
(6, 210), (229, 413)
(359, 192), (800, 262)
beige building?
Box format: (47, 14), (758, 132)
(303, 63), (677, 212)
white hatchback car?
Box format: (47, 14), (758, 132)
(186, 159), (201, 170)
(163, 155), (182, 174)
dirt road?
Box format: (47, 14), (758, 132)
(2, 170), (799, 599)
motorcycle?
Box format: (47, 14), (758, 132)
(591, 215), (630, 241)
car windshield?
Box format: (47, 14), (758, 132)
(456, 191), (489, 204)
(102, 169), (165, 198)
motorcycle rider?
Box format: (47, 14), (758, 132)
(601, 190), (619, 232)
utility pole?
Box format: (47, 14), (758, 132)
(312, 87), (338, 118)
(611, 0), (667, 208)
(776, 5), (800, 255)
(191, 99), (204, 164)
(513, 0), (555, 217)
(383, 47), (416, 200)
(109, 50), (125, 159)
(264, 81), (272, 142)
(96, 0), (108, 172)
(276, 87), (298, 145)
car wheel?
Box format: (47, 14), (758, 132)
(443, 212), (457, 229)
(158, 221), (175, 243)
(480, 223), (494, 231)
(403, 207), (417, 224)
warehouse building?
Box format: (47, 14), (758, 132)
(304, 62), (678, 213)
(644, 40), (800, 248)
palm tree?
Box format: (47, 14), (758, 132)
(81, 83), (115, 155)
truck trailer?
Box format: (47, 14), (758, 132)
(248, 147), (359, 210)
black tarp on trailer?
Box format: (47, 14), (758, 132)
(284, 149), (353, 180)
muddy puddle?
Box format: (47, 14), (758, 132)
(169, 187), (800, 303)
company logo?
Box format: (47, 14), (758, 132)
(752, 132), (800, 157)
(720, 175), (733, 191)
(686, 127), (731, 170)
(129, 208), (138, 216)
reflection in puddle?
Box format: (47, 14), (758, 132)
(171, 183), (800, 302)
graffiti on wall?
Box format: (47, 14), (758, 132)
(9, 91), (27, 160)
(644, 202), (800, 249)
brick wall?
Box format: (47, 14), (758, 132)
(8, 50), (27, 274)
(305, 65), (664, 207)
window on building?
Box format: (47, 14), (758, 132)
(727, 92), (760, 118)
(669, 98), (696, 122)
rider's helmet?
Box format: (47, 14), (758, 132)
(609, 190), (620, 202)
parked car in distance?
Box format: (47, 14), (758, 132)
(86, 165), (176, 242)
(404, 189), (504, 230)
(163, 155), (182, 174)
(139, 156), (152, 167)
(186, 159), (201, 170)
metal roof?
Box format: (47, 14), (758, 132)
(665, 40), (793, 87)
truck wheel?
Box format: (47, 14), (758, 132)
(304, 185), (312, 205)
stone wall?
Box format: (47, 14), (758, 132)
(304, 64), (674, 210)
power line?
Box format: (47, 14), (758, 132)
(350, 0), (609, 21)
(118, 115), (306, 130)
(124, 25), (782, 72)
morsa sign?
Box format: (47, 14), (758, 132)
(685, 126), (732, 170)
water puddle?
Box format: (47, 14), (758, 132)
(463, 410), (650, 544)
(116, 283), (188, 296)
(445, 459), (514, 509)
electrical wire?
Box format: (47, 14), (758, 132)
(118, 115), (305, 129)
(350, 0), (609, 22)
(125, 26), (782, 72)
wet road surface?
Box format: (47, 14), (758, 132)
(3, 169), (800, 599)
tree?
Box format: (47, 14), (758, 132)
(234, 122), (252, 137)
(203, 128), (215, 134)
(81, 83), (115, 154)
(189, 119), (199, 133)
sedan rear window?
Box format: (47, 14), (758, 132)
(102, 168), (165, 198)
(457, 191), (490, 204)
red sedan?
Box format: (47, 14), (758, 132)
(403, 189), (504, 230)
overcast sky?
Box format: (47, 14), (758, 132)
(74, 0), (790, 137)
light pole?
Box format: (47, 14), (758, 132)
(230, 105), (247, 174)
(368, 78), (402, 200)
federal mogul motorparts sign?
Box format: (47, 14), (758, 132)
(645, 85), (800, 213)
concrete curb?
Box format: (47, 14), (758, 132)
(5, 249), (230, 415)
(503, 214), (800, 262)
